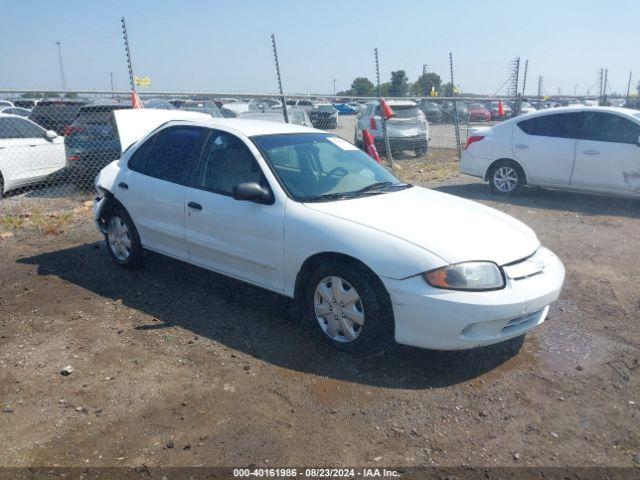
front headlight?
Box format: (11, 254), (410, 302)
(423, 262), (505, 291)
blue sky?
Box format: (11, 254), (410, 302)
(1, 0), (638, 96)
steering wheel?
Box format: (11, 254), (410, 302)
(326, 167), (349, 178)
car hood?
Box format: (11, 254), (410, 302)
(303, 186), (539, 266)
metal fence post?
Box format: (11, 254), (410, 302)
(375, 48), (393, 168)
(271, 34), (289, 123)
(121, 17), (136, 93)
(449, 52), (461, 157)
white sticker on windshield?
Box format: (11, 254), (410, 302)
(327, 137), (359, 151)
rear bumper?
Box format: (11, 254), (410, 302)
(382, 247), (565, 350)
(373, 134), (428, 152)
(459, 150), (493, 179)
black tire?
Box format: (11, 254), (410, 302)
(300, 259), (393, 352)
(414, 142), (428, 156)
(103, 205), (144, 268)
(488, 160), (525, 196)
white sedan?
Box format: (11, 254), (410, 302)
(0, 114), (66, 198)
(94, 110), (565, 351)
(461, 106), (640, 198)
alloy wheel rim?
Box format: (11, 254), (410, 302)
(107, 216), (132, 262)
(494, 166), (518, 192)
(314, 276), (365, 343)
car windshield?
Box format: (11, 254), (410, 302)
(252, 133), (409, 202)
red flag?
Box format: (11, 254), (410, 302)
(131, 90), (144, 109)
(497, 100), (504, 117)
(380, 98), (394, 119)
(362, 129), (381, 163)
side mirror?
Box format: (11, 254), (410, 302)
(232, 182), (273, 204)
(46, 130), (57, 140)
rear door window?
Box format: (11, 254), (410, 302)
(128, 126), (208, 185)
(517, 113), (582, 139)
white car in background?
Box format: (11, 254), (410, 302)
(354, 100), (429, 155)
(461, 106), (640, 198)
(0, 107), (32, 117)
(94, 110), (564, 352)
(0, 114), (66, 198)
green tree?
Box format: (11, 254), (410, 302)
(379, 82), (392, 97)
(388, 70), (409, 97)
(411, 72), (442, 96)
(350, 77), (375, 97)
(441, 82), (454, 97)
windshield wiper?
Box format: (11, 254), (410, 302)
(354, 181), (411, 194)
(303, 182), (412, 203)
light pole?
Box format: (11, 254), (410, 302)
(55, 41), (67, 91)
(333, 78), (336, 97)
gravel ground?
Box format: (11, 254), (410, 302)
(0, 159), (639, 468)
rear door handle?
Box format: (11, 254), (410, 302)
(117, 182), (129, 190)
(29, 144), (37, 147)
(583, 149), (600, 155)
(514, 144), (529, 149)
(187, 201), (202, 211)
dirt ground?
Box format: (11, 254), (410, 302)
(1, 158), (639, 469)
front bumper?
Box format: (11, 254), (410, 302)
(93, 196), (108, 235)
(382, 247), (565, 350)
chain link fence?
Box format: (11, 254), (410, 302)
(0, 90), (614, 219)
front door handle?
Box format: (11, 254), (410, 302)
(583, 149), (600, 155)
(117, 182), (129, 190)
(29, 144), (37, 147)
(187, 201), (202, 211)
(514, 144), (529, 149)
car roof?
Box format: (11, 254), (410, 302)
(366, 100), (417, 107)
(114, 109), (322, 152)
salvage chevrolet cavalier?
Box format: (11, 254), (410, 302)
(94, 109), (565, 351)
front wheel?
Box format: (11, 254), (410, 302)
(488, 160), (525, 196)
(105, 206), (143, 268)
(301, 260), (392, 352)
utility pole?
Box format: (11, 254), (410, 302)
(270, 34), (288, 123)
(509, 57), (521, 114)
(521, 59), (528, 97)
(537, 75), (543, 98)
(627, 71), (633, 100)
(109, 72), (114, 96)
(603, 68), (609, 105)
(598, 68), (605, 104)
(333, 78), (336, 97)
(55, 41), (67, 91)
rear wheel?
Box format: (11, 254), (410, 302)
(104, 206), (143, 268)
(489, 160), (525, 196)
